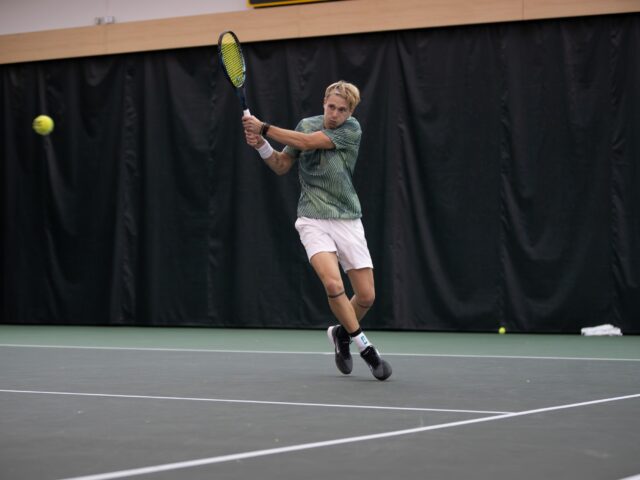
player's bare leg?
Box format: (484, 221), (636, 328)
(347, 267), (375, 322)
(311, 253), (391, 380)
(310, 252), (359, 332)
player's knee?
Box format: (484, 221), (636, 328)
(325, 279), (345, 298)
(356, 290), (375, 309)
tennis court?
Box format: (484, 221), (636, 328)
(1, 325), (639, 480)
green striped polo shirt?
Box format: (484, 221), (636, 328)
(283, 115), (362, 219)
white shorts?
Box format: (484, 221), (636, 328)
(295, 217), (373, 272)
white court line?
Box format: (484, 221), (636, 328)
(58, 392), (640, 480)
(0, 344), (329, 355)
(1, 343), (639, 362)
(0, 389), (509, 415)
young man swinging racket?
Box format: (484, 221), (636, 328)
(242, 81), (392, 381)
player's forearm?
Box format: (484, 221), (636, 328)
(262, 123), (333, 151)
(242, 115), (332, 151)
(263, 150), (293, 175)
(263, 125), (313, 150)
(253, 139), (294, 175)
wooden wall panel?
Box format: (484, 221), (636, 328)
(0, 26), (107, 64)
(1, 0), (639, 64)
(294, 0), (522, 37)
(524, 0), (640, 20)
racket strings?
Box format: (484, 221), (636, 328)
(220, 35), (245, 88)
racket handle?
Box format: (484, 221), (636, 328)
(243, 109), (251, 117)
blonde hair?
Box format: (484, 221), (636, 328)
(324, 81), (361, 112)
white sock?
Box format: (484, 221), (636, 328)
(352, 331), (371, 352)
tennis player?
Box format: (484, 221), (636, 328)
(242, 81), (391, 381)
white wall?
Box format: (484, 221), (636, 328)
(0, 0), (248, 35)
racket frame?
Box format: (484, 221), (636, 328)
(217, 30), (251, 116)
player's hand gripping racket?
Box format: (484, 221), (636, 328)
(218, 31), (250, 116)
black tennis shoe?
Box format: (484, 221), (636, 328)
(360, 345), (392, 381)
(327, 325), (353, 374)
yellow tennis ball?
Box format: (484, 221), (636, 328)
(33, 115), (54, 136)
(498, 327), (506, 335)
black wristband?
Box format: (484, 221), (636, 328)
(261, 122), (271, 136)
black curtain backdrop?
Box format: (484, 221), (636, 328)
(2, 14), (639, 333)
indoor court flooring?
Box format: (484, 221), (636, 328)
(1, 325), (639, 480)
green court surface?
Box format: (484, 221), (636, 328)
(1, 324), (638, 358)
(1, 325), (639, 480)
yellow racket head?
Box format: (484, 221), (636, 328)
(218, 31), (246, 88)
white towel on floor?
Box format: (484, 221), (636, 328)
(580, 324), (623, 336)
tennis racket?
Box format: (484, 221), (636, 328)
(217, 30), (250, 116)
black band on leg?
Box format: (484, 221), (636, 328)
(356, 302), (373, 309)
(349, 327), (363, 338)
(327, 290), (345, 299)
